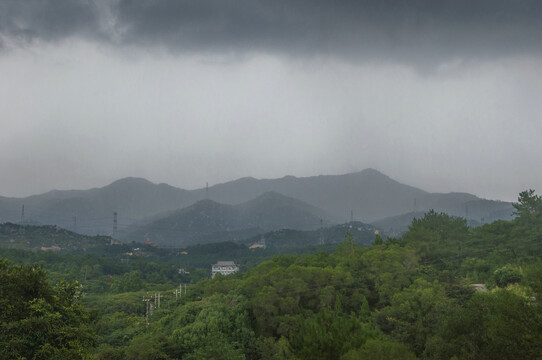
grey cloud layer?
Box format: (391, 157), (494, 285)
(1, 0), (542, 64)
(0, 0), (101, 43)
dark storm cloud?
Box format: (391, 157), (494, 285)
(1, 0), (541, 64)
(113, 0), (542, 64)
(0, 0), (103, 44)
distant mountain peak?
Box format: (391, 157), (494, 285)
(107, 177), (155, 187)
(256, 190), (288, 199)
(191, 198), (222, 206)
(243, 191), (310, 206)
(183, 199), (232, 213)
(359, 168), (387, 176)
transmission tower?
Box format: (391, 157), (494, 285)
(113, 212), (118, 238)
(19, 204), (25, 235)
(319, 219), (325, 245)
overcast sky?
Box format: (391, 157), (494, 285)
(1, 0), (541, 201)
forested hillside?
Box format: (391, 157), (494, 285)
(1, 190), (541, 359)
(0, 222), (115, 251)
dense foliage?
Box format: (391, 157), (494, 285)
(1, 190), (542, 359)
(0, 259), (95, 359)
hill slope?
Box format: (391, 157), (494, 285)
(125, 192), (332, 247)
(0, 223), (117, 252)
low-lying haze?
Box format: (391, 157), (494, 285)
(1, 0), (541, 201)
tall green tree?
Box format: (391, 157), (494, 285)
(0, 259), (95, 359)
(403, 210), (469, 269)
(513, 189), (542, 220)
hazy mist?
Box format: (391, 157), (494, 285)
(1, 0), (541, 201)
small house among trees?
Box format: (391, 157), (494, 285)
(212, 261), (239, 278)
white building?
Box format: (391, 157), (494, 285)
(212, 261), (239, 278)
(249, 237), (266, 249)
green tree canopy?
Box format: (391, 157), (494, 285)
(0, 258), (95, 359)
(513, 189), (542, 220)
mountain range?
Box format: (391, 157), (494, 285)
(0, 169), (515, 243)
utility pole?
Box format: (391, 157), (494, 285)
(153, 292), (161, 308)
(206, 182), (209, 200)
(143, 295), (151, 325)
